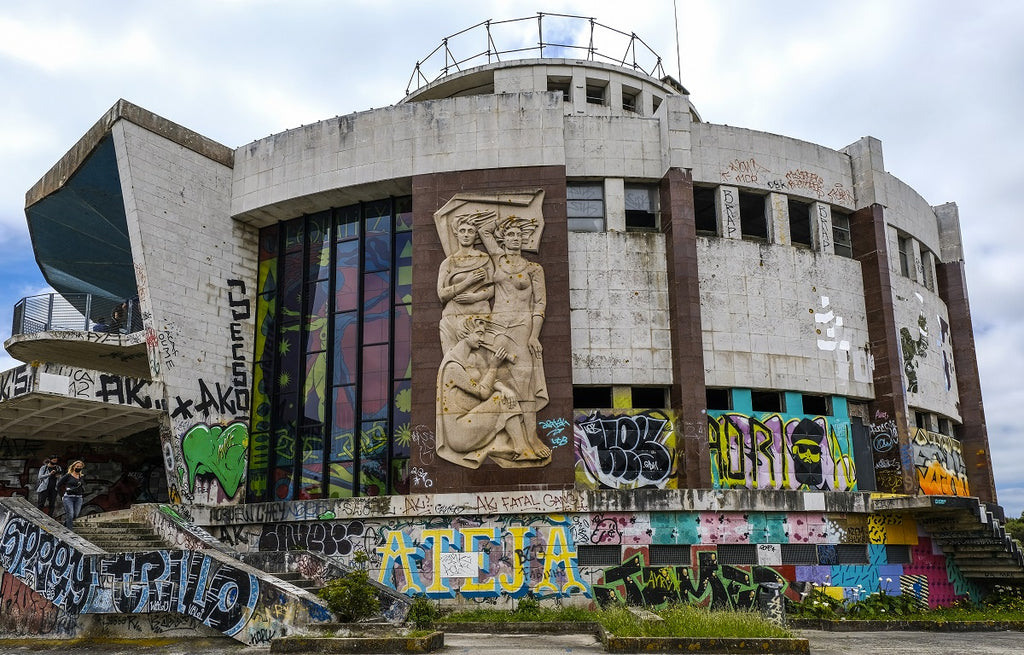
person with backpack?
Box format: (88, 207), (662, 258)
(35, 454), (61, 516)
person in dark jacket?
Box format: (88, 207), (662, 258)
(36, 454), (61, 515)
(57, 460), (87, 529)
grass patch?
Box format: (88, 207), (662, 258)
(600, 605), (793, 639)
(442, 603), (793, 638)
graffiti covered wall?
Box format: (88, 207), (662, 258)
(574, 410), (679, 490)
(910, 427), (969, 496)
(194, 491), (977, 610)
(707, 411), (856, 491)
(0, 500), (330, 645)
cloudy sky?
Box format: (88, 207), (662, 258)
(1, 1), (1022, 513)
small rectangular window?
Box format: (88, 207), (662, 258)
(801, 394), (831, 416)
(836, 544), (869, 564)
(938, 418), (952, 436)
(578, 545), (620, 566)
(586, 81), (606, 105)
(567, 183), (605, 232)
(547, 76), (571, 102)
(625, 184), (659, 232)
(751, 390), (783, 413)
(574, 386), (612, 409)
(898, 233), (912, 278)
(717, 544), (757, 565)
(631, 386), (667, 408)
(832, 210), (853, 258)
(781, 544), (818, 565)
(694, 186), (718, 235)
(885, 544), (912, 565)
(706, 388), (732, 410)
(914, 411), (927, 429)
(920, 247), (936, 292)
(788, 198), (812, 247)
(739, 192), (768, 241)
(649, 545), (691, 566)
(622, 86), (639, 113)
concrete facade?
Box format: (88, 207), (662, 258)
(0, 29), (1012, 641)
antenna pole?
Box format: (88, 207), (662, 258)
(673, 0), (682, 81)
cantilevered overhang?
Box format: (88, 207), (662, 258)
(0, 362), (163, 443)
(4, 330), (150, 380)
(24, 99), (233, 305)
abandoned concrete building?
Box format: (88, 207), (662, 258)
(0, 14), (1017, 644)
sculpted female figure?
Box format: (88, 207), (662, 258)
(436, 317), (537, 468)
(437, 212), (494, 355)
(478, 216), (552, 463)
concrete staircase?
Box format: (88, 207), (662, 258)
(877, 495), (1024, 583)
(73, 515), (173, 552)
(271, 569), (323, 593)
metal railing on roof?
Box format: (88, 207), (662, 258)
(406, 12), (667, 95)
(11, 293), (142, 337)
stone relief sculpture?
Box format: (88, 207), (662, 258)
(434, 191), (551, 469)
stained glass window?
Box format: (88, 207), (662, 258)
(249, 196), (413, 502)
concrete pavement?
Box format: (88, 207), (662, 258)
(3, 629), (1023, 654)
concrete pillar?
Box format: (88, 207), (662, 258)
(934, 205), (997, 502)
(769, 192), (789, 246)
(716, 186), (741, 240)
(850, 203), (916, 495)
(660, 168), (711, 489)
(811, 202), (833, 254)
(605, 178), (626, 232)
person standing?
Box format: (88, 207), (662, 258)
(36, 454), (61, 515)
(57, 460), (87, 529)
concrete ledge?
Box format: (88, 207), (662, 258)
(441, 621), (602, 634)
(269, 631), (443, 653)
(790, 619), (1024, 632)
(599, 630), (809, 654)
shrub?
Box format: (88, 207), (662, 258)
(514, 595), (542, 620)
(408, 597), (439, 630)
(317, 565), (380, 623)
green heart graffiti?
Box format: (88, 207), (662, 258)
(182, 421), (249, 497)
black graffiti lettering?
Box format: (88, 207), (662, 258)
(227, 279), (251, 320)
(95, 374), (125, 404)
(172, 396), (195, 420)
(0, 365), (30, 400)
(577, 411), (674, 488)
(125, 379), (153, 409)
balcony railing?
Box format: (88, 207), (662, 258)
(11, 293), (142, 337)
(407, 12), (668, 95)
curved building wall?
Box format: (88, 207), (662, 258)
(568, 231), (672, 386)
(698, 238), (872, 399)
(690, 123), (857, 210)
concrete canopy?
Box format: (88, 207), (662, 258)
(0, 391), (162, 443)
(25, 135), (137, 311)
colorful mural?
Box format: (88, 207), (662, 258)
(707, 413), (856, 491)
(910, 427), (969, 496)
(574, 410), (679, 490)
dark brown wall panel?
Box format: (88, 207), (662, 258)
(410, 166), (572, 493)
